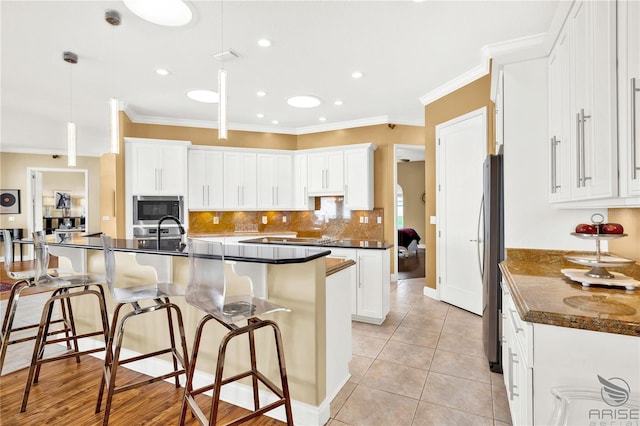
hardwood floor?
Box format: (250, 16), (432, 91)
(0, 355), (285, 425)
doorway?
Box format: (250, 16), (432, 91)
(394, 145), (426, 279)
(27, 168), (89, 238)
(436, 107), (487, 315)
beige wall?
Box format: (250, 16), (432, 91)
(397, 160), (426, 240)
(608, 208), (640, 261)
(424, 74), (494, 289)
(0, 152), (101, 234)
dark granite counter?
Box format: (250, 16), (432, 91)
(239, 236), (393, 250)
(20, 235), (331, 265)
(500, 248), (640, 336)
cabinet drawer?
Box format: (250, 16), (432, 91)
(503, 287), (533, 366)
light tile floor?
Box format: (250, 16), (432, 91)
(1, 279), (513, 426)
(328, 278), (512, 426)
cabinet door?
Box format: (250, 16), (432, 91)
(548, 26), (572, 203)
(344, 148), (373, 210)
(325, 151), (344, 193)
(356, 250), (383, 320)
(570, 0), (617, 200)
(159, 144), (187, 195)
(292, 153), (312, 210)
(132, 144), (163, 194)
(188, 150), (223, 209)
(258, 154), (293, 209)
(619, 0), (640, 197)
(224, 152), (257, 209)
(308, 153), (327, 195)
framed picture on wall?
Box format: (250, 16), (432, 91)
(54, 190), (72, 210)
(0, 189), (21, 214)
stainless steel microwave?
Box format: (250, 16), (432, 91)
(132, 195), (184, 226)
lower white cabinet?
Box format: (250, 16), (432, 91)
(501, 284), (640, 425)
(329, 247), (390, 324)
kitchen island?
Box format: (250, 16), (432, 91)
(499, 248), (640, 426)
(36, 234), (351, 425)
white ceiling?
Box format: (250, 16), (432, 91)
(1, 0), (559, 157)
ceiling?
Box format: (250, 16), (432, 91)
(1, 1), (559, 157)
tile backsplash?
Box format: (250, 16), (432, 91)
(189, 197), (384, 240)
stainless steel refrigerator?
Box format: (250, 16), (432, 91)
(482, 152), (504, 373)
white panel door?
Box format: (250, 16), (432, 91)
(436, 108), (487, 315)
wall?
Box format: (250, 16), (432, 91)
(0, 152), (101, 234)
(423, 75), (494, 289)
(608, 208), (640, 261)
(397, 160), (426, 241)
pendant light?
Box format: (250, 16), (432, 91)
(106, 10), (121, 154)
(64, 51), (78, 167)
(218, 0), (227, 140)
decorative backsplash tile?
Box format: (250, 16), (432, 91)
(189, 196), (384, 240)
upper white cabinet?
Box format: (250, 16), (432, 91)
(188, 149), (224, 210)
(548, 0), (617, 203)
(344, 145), (375, 210)
(308, 150), (344, 195)
(127, 138), (189, 196)
(618, 0), (640, 198)
(292, 152), (314, 210)
(223, 151), (257, 209)
(548, 25), (572, 202)
(257, 153), (293, 209)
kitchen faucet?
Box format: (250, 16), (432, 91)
(157, 215), (185, 251)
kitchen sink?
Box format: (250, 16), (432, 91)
(253, 237), (339, 245)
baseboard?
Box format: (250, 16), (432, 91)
(423, 285), (439, 300)
(77, 339), (329, 425)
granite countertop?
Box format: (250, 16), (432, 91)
(500, 248), (640, 337)
(21, 235), (331, 265)
(239, 236), (393, 250)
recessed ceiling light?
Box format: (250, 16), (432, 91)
(287, 95), (321, 108)
(186, 89), (219, 104)
(156, 68), (170, 76)
(351, 71), (364, 79)
(334, 100), (344, 106)
(256, 91), (266, 97)
(123, 0), (192, 27)
(272, 120), (279, 125)
(319, 117), (327, 122)
(257, 113), (264, 118)
(257, 39), (272, 47)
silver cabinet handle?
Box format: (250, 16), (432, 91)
(579, 108), (591, 186)
(509, 308), (524, 333)
(344, 184), (348, 204)
(509, 349), (519, 399)
(632, 78), (640, 179)
(272, 186), (275, 205)
(576, 113), (582, 188)
(550, 136), (561, 193)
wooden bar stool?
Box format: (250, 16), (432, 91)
(179, 238), (293, 426)
(20, 230), (111, 413)
(95, 235), (189, 425)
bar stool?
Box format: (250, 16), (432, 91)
(179, 238), (294, 426)
(0, 229), (76, 373)
(95, 235), (189, 425)
(20, 230), (111, 412)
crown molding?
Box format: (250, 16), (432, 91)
(296, 116), (390, 135)
(0, 146), (101, 157)
(419, 62), (489, 106)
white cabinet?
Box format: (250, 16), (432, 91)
(128, 139), (188, 195)
(501, 285), (533, 426)
(548, 24), (572, 202)
(344, 146), (375, 210)
(223, 151), (257, 209)
(618, 0), (640, 198)
(188, 149), (224, 210)
(308, 151), (344, 196)
(257, 153), (293, 209)
(329, 247), (390, 325)
(292, 153), (313, 210)
(548, 0), (618, 203)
